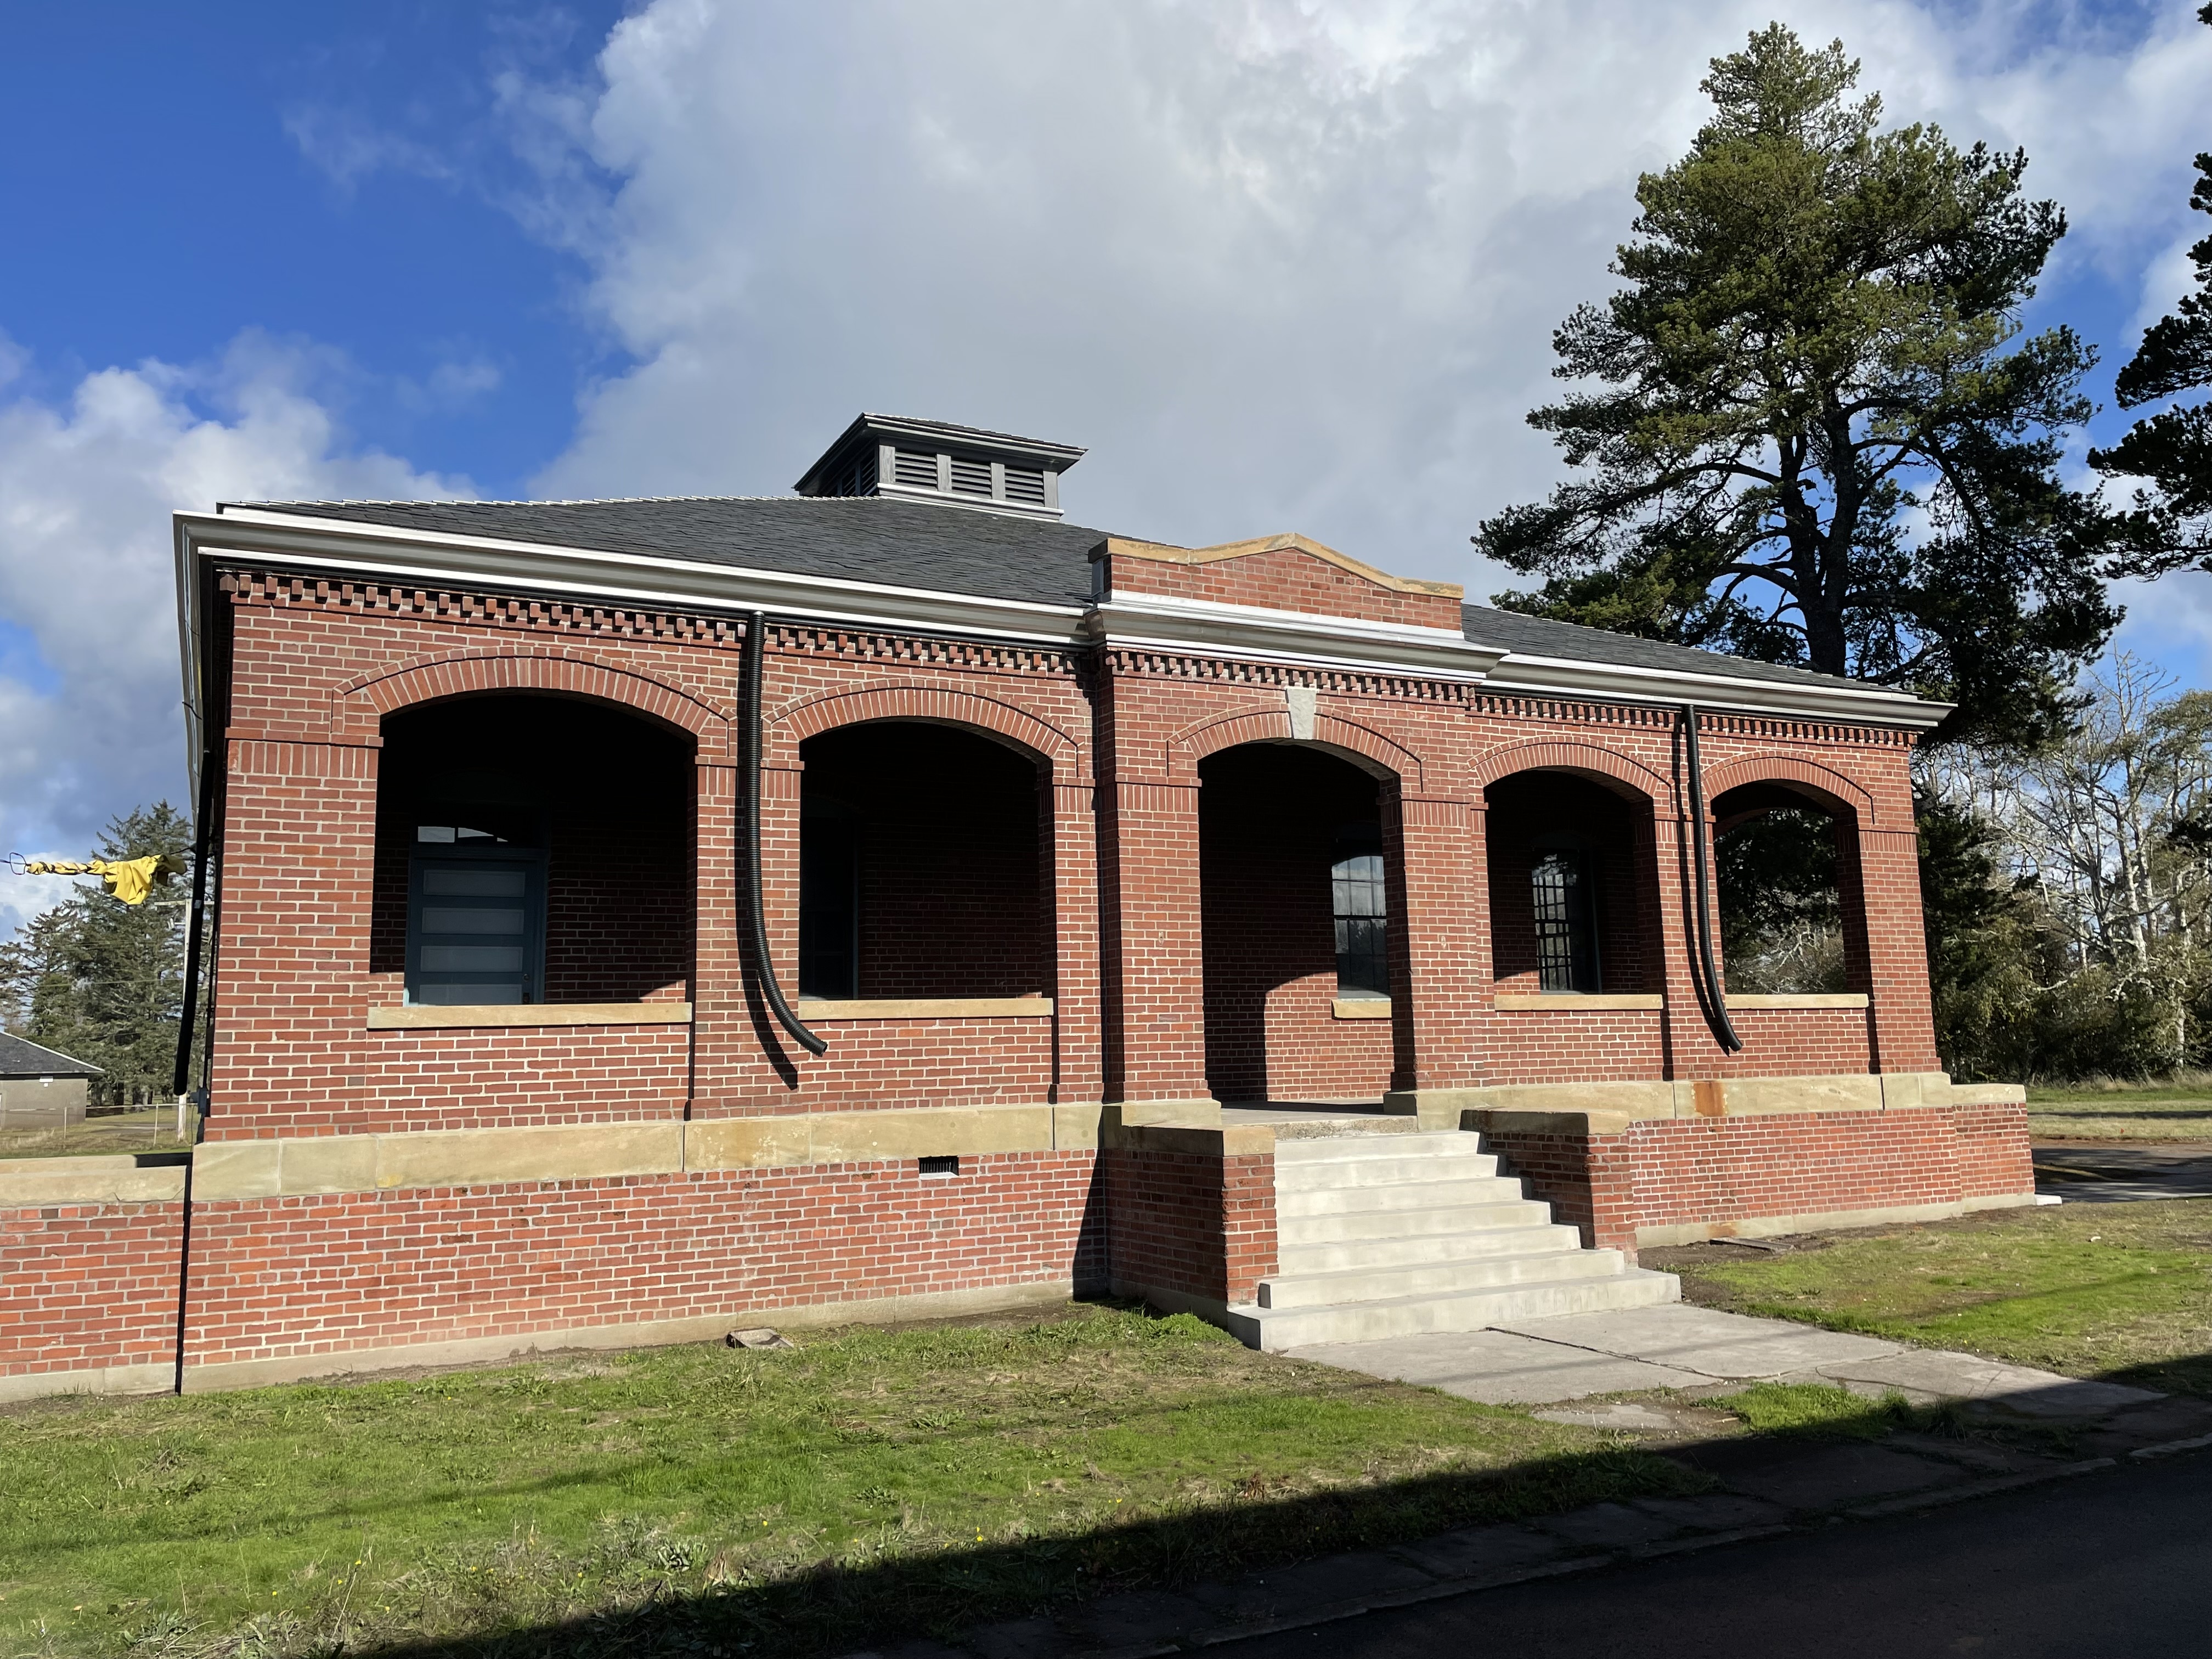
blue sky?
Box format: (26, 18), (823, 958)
(0, 1), (2207, 932)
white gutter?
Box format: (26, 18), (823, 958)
(1480, 650), (1953, 732)
(1088, 589), (1506, 682)
(172, 505), (1956, 793)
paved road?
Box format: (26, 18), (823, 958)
(1222, 1451), (2212, 1659)
(2033, 1141), (2212, 1203)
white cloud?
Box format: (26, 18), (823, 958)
(0, 334), (469, 938)
(489, 0), (2211, 596)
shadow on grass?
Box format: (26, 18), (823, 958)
(131, 1443), (1702, 1659)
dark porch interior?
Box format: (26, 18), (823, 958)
(371, 694), (694, 1004)
(798, 721), (1047, 1001)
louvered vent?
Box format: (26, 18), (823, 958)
(795, 415), (1081, 520)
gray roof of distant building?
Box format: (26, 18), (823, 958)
(0, 1030), (103, 1077)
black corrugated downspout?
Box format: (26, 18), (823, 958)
(1681, 704), (1743, 1054)
(743, 611), (826, 1057)
(171, 762), (216, 1095)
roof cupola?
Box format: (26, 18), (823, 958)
(794, 413), (1084, 521)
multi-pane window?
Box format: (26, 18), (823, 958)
(1531, 846), (1600, 992)
(1331, 831), (1388, 997)
(407, 823), (546, 1005)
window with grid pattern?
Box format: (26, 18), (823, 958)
(1531, 848), (1600, 992)
(1332, 833), (1388, 996)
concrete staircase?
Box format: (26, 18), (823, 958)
(1225, 1128), (1677, 1351)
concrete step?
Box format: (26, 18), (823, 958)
(1276, 1151), (1501, 1190)
(1277, 1222), (1587, 1273)
(1272, 1131), (1492, 1163)
(1257, 1246), (1628, 1309)
(1225, 1268), (1681, 1351)
(1280, 1200), (1561, 1244)
(1277, 1175), (1529, 1215)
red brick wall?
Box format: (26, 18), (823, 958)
(1482, 1009), (1669, 1084)
(1100, 1143), (1277, 1306)
(180, 1152), (1107, 1370)
(206, 581), (1105, 1128)
(1481, 1101), (2035, 1253)
(1101, 543), (1464, 629)
(1, 1200), (180, 1381)
(1198, 744), (1392, 1103)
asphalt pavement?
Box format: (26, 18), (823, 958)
(1220, 1447), (2212, 1659)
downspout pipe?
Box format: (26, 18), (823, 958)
(1680, 704), (1744, 1054)
(171, 759), (216, 1096)
(743, 611), (826, 1057)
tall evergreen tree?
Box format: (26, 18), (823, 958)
(2091, 3), (2212, 572)
(0, 803), (194, 1105)
(1476, 25), (2126, 747)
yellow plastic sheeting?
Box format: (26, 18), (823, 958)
(24, 854), (186, 905)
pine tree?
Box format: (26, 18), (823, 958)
(0, 803), (194, 1106)
(1476, 25), (2128, 747)
(2091, 3), (2212, 572)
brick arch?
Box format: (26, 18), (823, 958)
(1169, 706), (1421, 785)
(335, 650), (730, 752)
(1475, 740), (1675, 812)
(771, 684), (1086, 782)
(1704, 755), (1876, 826)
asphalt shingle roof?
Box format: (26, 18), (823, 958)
(230, 495), (1866, 692)
(0, 1030), (101, 1077)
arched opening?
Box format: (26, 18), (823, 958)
(1485, 770), (1662, 996)
(1712, 781), (1866, 995)
(1198, 742), (1392, 1104)
(797, 722), (1047, 1000)
(371, 695), (695, 1005)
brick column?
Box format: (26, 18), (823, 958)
(1097, 778), (1212, 1107)
(1856, 824), (1942, 1073)
(1656, 797), (1734, 1076)
(206, 732), (380, 1139)
(687, 758), (746, 1112)
(1381, 787), (1485, 1108)
(1048, 778), (1104, 1104)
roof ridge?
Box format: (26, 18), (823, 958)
(224, 494), (858, 510)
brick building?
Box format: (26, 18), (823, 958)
(1, 414), (2032, 1400)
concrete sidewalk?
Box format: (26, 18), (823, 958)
(861, 1306), (2212, 1659)
(1287, 1302), (2174, 1430)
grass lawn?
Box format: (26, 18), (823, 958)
(0, 1107), (193, 1161)
(1647, 1200), (2212, 1400)
(2025, 1079), (2212, 1143)
(0, 1306), (1703, 1658)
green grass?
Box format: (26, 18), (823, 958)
(1709, 1382), (1969, 1440)
(0, 1306), (1702, 1658)
(0, 1107), (193, 1161)
(2025, 1078), (2212, 1142)
(1652, 1202), (2212, 1399)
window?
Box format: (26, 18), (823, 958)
(407, 822), (546, 1006)
(799, 802), (859, 999)
(1331, 827), (1388, 997)
(1531, 845), (1600, 992)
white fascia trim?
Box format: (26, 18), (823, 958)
(1484, 651), (1953, 731)
(177, 507), (1088, 641)
(1090, 590), (1506, 682)
(172, 507), (1090, 792)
